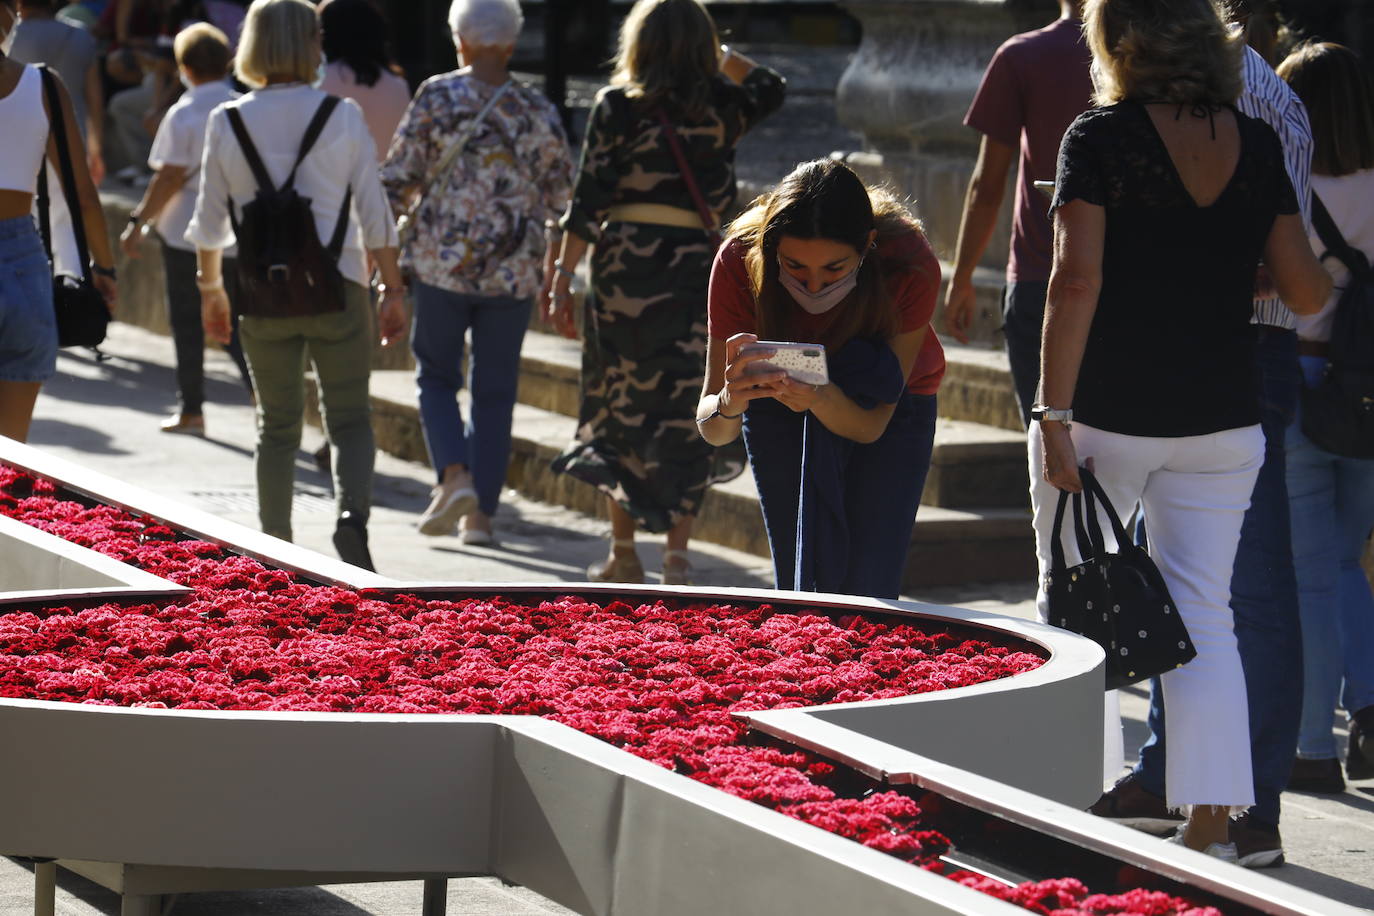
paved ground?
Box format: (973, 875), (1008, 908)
(2, 324), (1372, 914)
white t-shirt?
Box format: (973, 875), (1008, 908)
(1302, 168), (1374, 343)
(149, 80), (239, 254)
(186, 84), (398, 288)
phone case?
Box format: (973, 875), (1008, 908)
(741, 342), (829, 387)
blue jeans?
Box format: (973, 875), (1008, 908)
(743, 392), (936, 599)
(1136, 327), (1303, 827)
(1288, 355), (1374, 759)
(0, 216), (56, 383)
(1002, 281), (1047, 428)
(411, 282), (531, 517)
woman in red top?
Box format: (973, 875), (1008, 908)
(698, 159), (944, 597)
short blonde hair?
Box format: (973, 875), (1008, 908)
(1083, 0), (1243, 107)
(236, 0), (320, 89)
(174, 22), (232, 81)
(611, 0), (719, 119)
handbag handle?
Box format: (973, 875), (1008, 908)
(35, 65), (93, 283)
(1078, 467), (1135, 551)
(1049, 472), (1102, 572)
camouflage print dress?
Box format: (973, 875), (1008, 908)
(553, 68), (785, 533)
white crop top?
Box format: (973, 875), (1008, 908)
(0, 66), (49, 195)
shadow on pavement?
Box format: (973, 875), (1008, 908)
(27, 418), (130, 456)
(6, 858), (377, 916)
(1267, 863), (1374, 911)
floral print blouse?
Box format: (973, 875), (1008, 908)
(381, 70), (574, 298)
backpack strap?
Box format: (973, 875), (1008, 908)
(284, 96), (342, 190)
(326, 185), (352, 261)
(224, 106), (277, 194)
(1312, 192), (1370, 277)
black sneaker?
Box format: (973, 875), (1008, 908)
(1288, 756), (1345, 794)
(1089, 772), (1185, 835)
(1347, 705), (1374, 781)
(332, 511), (375, 572)
(1230, 812), (1284, 869)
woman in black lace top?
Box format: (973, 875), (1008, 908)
(1030, 0), (1330, 857)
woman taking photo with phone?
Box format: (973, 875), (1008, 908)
(698, 158), (944, 598)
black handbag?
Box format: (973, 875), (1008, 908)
(34, 65), (109, 349)
(1045, 467), (1197, 691)
(1300, 193), (1374, 458)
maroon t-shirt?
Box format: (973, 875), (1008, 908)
(964, 16), (1094, 284)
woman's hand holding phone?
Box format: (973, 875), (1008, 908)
(769, 374), (829, 414)
(719, 333), (786, 415)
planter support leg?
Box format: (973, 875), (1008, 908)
(421, 878), (446, 916)
(120, 893), (160, 916)
(33, 861), (55, 916)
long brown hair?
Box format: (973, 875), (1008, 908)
(1278, 42), (1374, 178)
(610, 0), (720, 119)
(726, 159), (925, 348)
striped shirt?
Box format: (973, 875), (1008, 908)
(1237, 44), (1313, 329)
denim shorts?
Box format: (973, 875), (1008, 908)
(0, 215), (57, 383)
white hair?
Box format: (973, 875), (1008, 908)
(448, 0), (523, 48)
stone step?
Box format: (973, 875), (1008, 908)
(941, 341), (1022, 432)
(305, 369), (1036, 588)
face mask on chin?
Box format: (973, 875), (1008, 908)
(776, 254), (864, 315)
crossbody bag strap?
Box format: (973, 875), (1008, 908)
(1311, 192), (1370, 277)
(37, 65), (92, 282)
(654, 108), (719, 240)
(405, 80), (513, 224)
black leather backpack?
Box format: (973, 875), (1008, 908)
(225, 97), (351, 318)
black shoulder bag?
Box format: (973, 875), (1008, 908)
(1045, 467), (1196, 691)
(35, 65), (110, 349)
(224, 97), (351, 318)
(1300, 193), (1374, 458)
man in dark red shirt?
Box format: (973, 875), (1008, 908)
(943, 0), (1093, 425)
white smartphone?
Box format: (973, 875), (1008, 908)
(739, 341), (829, 387)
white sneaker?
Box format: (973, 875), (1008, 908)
(459, 527), (494, 546)
(1165, 830), (1239, 864)
(417, 485), (477, 536)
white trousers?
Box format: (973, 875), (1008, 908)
(1029, 421), (1264, 811)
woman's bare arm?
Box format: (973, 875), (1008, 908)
(1038, 198), (1106, 492)
(1265, 212), (1333, 316)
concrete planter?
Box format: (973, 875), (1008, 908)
(0, 439), (1358, 916)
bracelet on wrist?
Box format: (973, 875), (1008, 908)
(697, 393), (742, 424)
(194, 270), (223, 292)
(377, 282), (406, 297)
(553, 261), (577, 281)
(91, 264), (117, 280)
